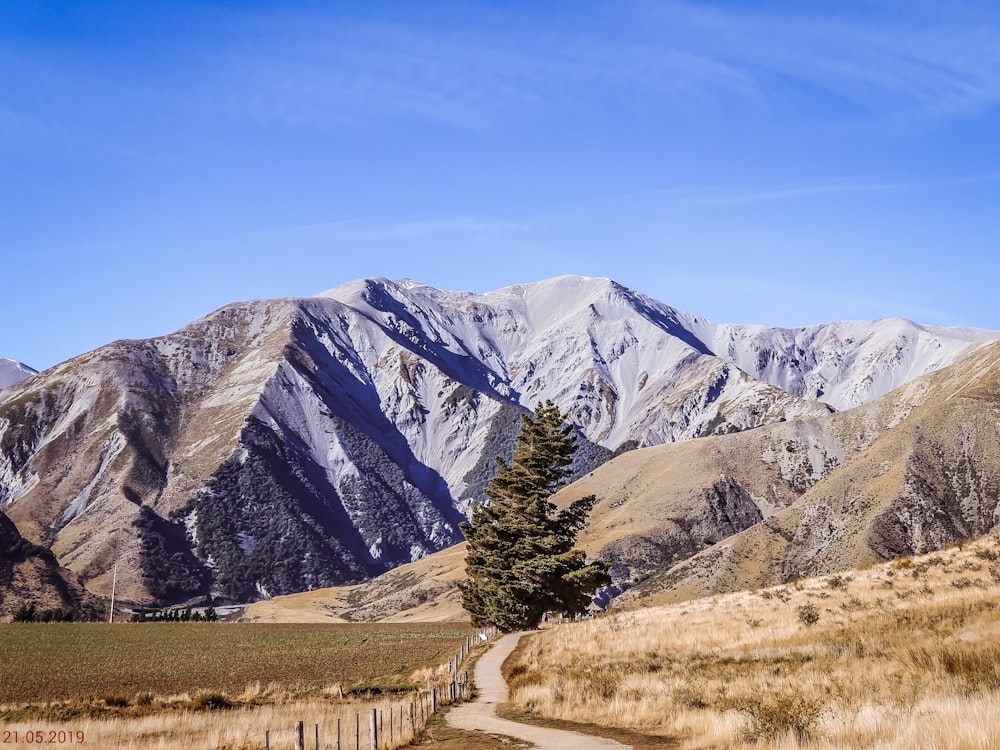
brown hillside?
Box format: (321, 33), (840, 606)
(606, 339), (1000, 607)
(0, 512), (103, 621)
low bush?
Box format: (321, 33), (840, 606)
(724, 692), (824, 743)
(190, 691), (232, 711)
(797, 603), (820, 626)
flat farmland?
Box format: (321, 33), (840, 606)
(0, 622), (472, 705)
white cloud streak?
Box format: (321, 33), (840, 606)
(204, 1), (1000, 130)
(679, 172), (1000, 207)
(260, 215), (529, 243)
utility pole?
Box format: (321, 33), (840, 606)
(109, 563), (118, 623)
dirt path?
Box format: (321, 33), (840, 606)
(446, 632), (632, 749)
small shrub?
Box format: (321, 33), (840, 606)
(893, 556), (914, 570)
(102, 695), (130, 708)
(674, 682), (710, 709)
(12, 603), (38, 622)
(839, 596), (865, 612)
(190, 691), (232, 711)
(797, 603), (820, 626)
(573, 665), (625, 700)
(725, 692), (824, 743)
(825, 575), (847, 590)
(504, 663), (544, 692)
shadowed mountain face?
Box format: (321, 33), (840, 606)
(0, 276), (995, 606)
(0, 511), (101, 619)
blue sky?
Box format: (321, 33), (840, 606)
(3, 1), (999, 370)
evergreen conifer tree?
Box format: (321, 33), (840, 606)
(460, 400), (610, 631)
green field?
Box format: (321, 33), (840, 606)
(0, 622), (471, 705)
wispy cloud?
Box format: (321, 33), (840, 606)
(9, 2), (999, 138)
(215, 1), (1000, 131)
(637, 0), (1000, 121)
(678, 172), (1000, 206)
(260, 215), (529, 243)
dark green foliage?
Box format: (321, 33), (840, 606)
(12, 603), (36, 622)
(11, 604), (77, 623)
(459, 401), (614, 510)
(134, 506), (211, 602)
(130, 606), (218, 622)
(460, 400), (610, 631)
(187, 417), (367, 601)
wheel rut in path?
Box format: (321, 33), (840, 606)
(446, 631), (631, 749)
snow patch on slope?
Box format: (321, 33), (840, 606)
(0, 359), (38, 389)
(61, 431), (127, 524)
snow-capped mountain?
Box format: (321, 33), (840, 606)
(0, 275), (995, 607)
(0, 358), (37, 389)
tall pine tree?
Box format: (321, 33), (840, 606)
(460, 400), (610, 631)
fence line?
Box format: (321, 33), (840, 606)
(262, 628), (495, 750)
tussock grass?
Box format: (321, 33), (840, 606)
(503, 534), (1000, 748)
(3, 695), (425, 750)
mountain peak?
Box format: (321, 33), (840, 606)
(4, 274), (1000, 607)
(0, 358), (38, 389)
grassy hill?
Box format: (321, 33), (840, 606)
(502, 533), (1000, 749)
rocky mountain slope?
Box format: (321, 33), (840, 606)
(1, 276), (995, 606)
(564, 338), (1000, 607)
(0, 358), (37, 390)
(250, 337), (1000, 622)
(0, 511), (101, 620)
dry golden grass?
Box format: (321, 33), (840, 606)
(0, 622), (481, 749)
(244, 543), (470, 624)
(2, 693), (436, 750)
(503, 534), (1000, 748)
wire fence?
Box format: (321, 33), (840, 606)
(262, 628), (494, 750)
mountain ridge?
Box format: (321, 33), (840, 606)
(1, 275), (996, 610)
(0, 358), (37, 390)
(246, 336), (1000, 623)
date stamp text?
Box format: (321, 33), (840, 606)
(2, 730), (85, 744)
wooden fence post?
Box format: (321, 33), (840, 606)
(337, 717), (341, 750)
(265, 730), (270, 750)
(369, 708), (378, 750)
(315, 723), (319, 750)
(355, 713), (360, 750)
(294, 720), (304, 750)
